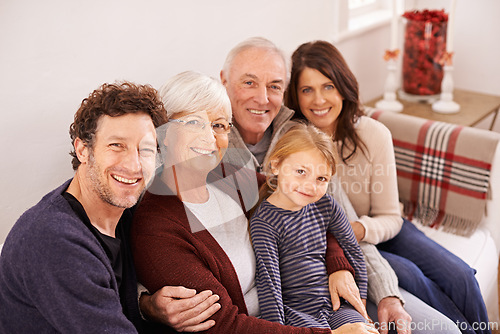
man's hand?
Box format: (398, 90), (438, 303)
(140, 286), (221, 332)
(377, 297), (412, 334)
(329, 270), (369, 320)
(350, 221), (366, 242)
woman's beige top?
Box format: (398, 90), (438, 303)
(335, 116), (403, 244)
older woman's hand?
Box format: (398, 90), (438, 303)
(329, 270), (369, 320)
(140, 286), (221, 332)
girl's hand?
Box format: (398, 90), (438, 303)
(331, 322), (379, 333)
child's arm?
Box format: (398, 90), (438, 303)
(325, 233), (369, 319)
(250, 216), (286, 325)
(326, 197), (368, 300)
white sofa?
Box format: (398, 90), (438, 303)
(367, 108), (500, 323)
(1, 110), (499, 324)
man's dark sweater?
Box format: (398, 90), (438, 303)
(0, 180), (143, 333)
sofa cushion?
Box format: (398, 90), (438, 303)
(413, 221), (499, 323)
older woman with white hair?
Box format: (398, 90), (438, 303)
(131, 71), (376, 334)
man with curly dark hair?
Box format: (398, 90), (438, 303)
(0, 81), (220, 333)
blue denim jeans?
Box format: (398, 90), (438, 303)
(377, 219), (490, 334)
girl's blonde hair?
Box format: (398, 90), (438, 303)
(258, 122), (338, 204)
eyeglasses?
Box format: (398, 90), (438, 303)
(168, 117), (233, 135)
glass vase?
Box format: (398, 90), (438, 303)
(402, 19), (447, 96)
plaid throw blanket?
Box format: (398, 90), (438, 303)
(368, 109), (499, 236)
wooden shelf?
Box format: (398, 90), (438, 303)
(365, 89), (500, 129)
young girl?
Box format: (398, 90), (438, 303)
(250, 123), (374, 331)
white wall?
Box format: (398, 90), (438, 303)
(0, 0), (498, 243)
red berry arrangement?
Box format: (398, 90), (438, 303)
(402, 9), (448, 96)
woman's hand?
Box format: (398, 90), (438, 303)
(328, 270), (369, 319)
(140, 286), (221, 332)
(350, 221), (366, 242)
(331, 322), (379, 333)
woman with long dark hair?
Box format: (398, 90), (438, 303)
(284, 40), (489, 334)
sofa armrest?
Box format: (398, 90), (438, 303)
(484, 139), (500, 250)
(365, 107), (500, 253)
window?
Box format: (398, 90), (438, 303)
(333, 0), (401, 42)
(349, 0), (379, 17)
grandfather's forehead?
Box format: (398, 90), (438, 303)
(229, 47), (289, 84)
(235, 47), (285, 65)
